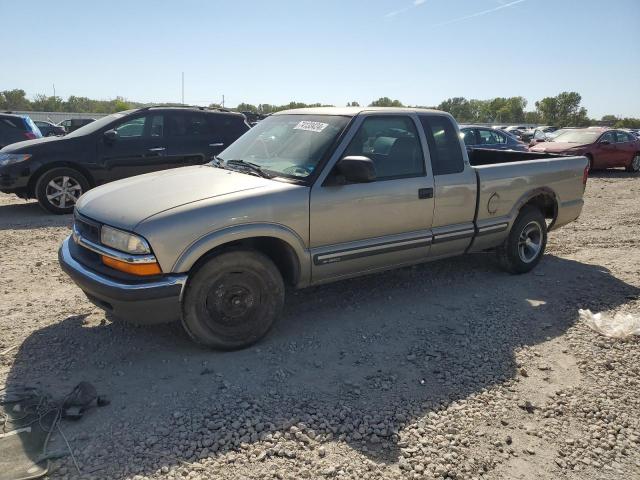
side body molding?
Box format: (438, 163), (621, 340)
(171, 223), (311, 287)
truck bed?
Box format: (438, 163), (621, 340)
(467, 148), (564, 166)
(467, 152), (588, 253)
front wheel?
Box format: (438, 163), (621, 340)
(496, 206), (547, 274)
(626, 153), (640, 173)
(181, 249), (285, 350)
(35, 167), (90, 214)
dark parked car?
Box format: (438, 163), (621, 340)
(58, 118), (95, 133)
(530, 127), (640, 172)
(460, 125), (529, 151)
(0, 113), (42, 148)
(34, 120), (66, 137)
(0, 106), (250, 214)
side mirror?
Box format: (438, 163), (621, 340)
(103, 129), (118, 142)
(599, 140), (610, 146)
(335, 156), (376, 183)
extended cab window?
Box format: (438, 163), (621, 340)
(343, 116), (425, 180)
(419, 116), (465, 175)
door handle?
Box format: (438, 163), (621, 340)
(418, 188), (433, 199)
(209, 143), (224, 147)
(148, 147), (166, 152)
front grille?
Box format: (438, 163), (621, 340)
(74, 214), (101, 244)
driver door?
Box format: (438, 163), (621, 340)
(309, 114), (434, 283)
(97, 114), (173, 181)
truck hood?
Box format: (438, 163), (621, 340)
(530, 142), (589, 153)
(76, 165), (276, 231)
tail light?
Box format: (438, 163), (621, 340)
(582, 165), (589, 186)
(23, 132), (37, 140)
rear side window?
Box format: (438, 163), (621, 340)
(615, 131), (631, 143)
(207, 115), (250, 144)
(0, 117), (26, 131)
(419, 116), (465, 175)
(168, 113), (208, 137)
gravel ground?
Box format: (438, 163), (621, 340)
(0, 170), (639, 480)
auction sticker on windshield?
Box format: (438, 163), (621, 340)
(294, 121), (329, 133)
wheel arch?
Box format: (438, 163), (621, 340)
(512, 187), (559, 230)
(173, 224), (309, 288)
(28, 162), (95, 197)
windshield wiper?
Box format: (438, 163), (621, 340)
(224, 159), (272, 178)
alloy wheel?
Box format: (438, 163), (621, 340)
(45, 176), (83, 209)
(517, 221), (543, 263)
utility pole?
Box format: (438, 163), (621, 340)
(181, 72), (184, 105)
(53, 84), (56, 98)
(222, 95), (225, 108)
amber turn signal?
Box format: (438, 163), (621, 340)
(101, 255), (162, 276)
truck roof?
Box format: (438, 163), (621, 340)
(272, 106), (446, 116)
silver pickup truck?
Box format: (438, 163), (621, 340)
(59, 107), (588, 349)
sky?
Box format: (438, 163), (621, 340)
(1, 0), (639, 118)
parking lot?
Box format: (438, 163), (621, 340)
(0, 169), (637, 480)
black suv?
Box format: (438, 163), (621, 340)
(0, 107), (250, 214)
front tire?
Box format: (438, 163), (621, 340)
(35, 167), (89, 214)
(626, 153), (640, 173)
(181, 249), (285, 350)
(497, 206), (547, 274)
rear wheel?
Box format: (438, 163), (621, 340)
(35, 167), (89, 214)
(497, 206), (547, 274)
(626, 153), (640, 173)
(181, 249), (285, 350)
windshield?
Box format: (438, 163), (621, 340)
(64, 112), (130, 138)
(217, 114), (351, 179)
(551, 130), (602, 144)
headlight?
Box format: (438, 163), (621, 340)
(100, 225), (151, 254)
(0, 153), (32, 167)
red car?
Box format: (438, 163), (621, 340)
(530, 127), (640, 172)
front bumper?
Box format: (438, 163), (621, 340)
(58, 236), (187, 325)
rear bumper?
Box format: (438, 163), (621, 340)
(58, 236), (186, 324)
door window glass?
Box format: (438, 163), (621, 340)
(150, 115), (164, 137)
(343, 116), (425, 180)
(478, 129), (502, 145)
(614, 131), (630, 143)
(115, 117), (146, 138)
(461, 129), (477, 145)
(600, 132), (615, 143)
(419, 116), (465, 175)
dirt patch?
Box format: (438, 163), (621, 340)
(1, 170), (639, 480)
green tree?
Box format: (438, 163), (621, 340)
(614, 117), (640, 129)
(536, 91), (589, 127)
(32, 94), (64, 112)
(0, 89), (31, 110)
(437, 97), (472, 122)
(601, 115), (618, 123)
(236, 103), (258, 113)
(347, 101), (360, 107)
(369, 97), (404, 107)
